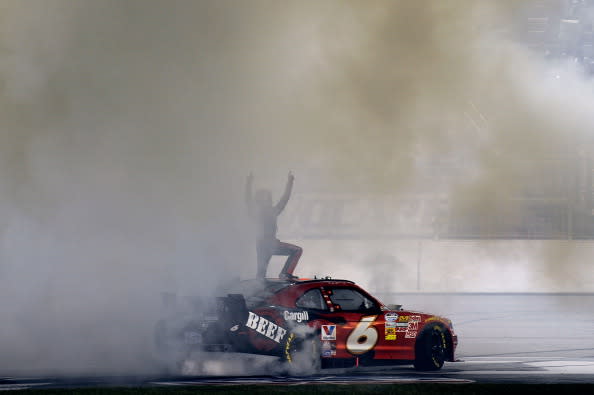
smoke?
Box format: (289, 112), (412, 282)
(287, 0), (594, 292)
(300, 1), (580, 195)
(0, 0), (591, 376)
(0, 0), (300, 375)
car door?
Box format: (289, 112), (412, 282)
(319, 286), (385, 360)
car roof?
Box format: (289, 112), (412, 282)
(222, 278), (356, 296)
(294, 278), (355, 286)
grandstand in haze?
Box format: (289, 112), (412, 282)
(280, 147), (594, 241)
(278, 1), (594, 242)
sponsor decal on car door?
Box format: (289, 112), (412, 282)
(345, 315), (379, 355)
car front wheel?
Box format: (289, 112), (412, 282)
(413, 324), (447, 371)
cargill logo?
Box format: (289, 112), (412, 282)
(284, 310), (309, 322)
(321, 325), (336, 340)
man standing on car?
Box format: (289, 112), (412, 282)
(245, 171), (302, 279)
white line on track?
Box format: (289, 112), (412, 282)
(0, 383), (53, 391)
(451, 357), (594, 375)
(151, 377), (474, 386)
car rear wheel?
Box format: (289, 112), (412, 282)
(414, 324), (447, 371)
(281, 332), (321, 375)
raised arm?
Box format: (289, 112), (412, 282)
(245, 173), (254, 216)
(275, 171), (294, 215)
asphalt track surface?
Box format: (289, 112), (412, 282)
(2, 293), (593, 389)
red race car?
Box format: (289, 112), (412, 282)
(155, 277), (458, 373)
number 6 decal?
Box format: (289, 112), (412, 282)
(346, 315), (378, 354)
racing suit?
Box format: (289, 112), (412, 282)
(246, 174), (301, 279)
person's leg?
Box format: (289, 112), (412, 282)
(277, 242), (302, 279)
(256, 240), (273, 278)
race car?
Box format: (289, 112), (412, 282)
(154, 276), (458, 373)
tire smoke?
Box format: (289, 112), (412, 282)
(0, 0), (591, 376)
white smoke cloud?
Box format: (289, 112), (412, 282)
(0, 0), (592, 376)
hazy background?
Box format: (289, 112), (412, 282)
(0, 0), (592, 375)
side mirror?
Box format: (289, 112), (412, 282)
(385, 304), (402, 311)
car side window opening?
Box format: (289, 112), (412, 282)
(295, 289), (328, 311)
(327, 288), (378, 312)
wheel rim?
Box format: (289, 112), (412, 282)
(429, 329), (445, 366)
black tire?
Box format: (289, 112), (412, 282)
(413, 324), (448, 371)
(282, 332), (321, 375)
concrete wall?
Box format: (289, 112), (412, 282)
(283, 239), (594, 294)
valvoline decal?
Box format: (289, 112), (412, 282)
(321, 325), (336, 340)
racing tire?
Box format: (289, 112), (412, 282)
(281, 332), (321, 375)
(413, 324), (448, 371)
